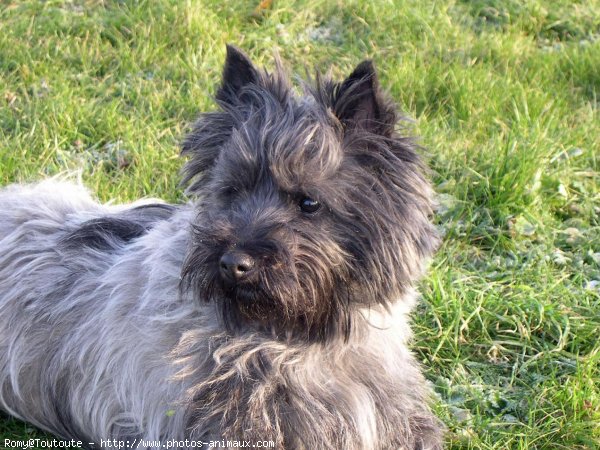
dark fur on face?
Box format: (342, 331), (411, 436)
(181, 46), (437, 341)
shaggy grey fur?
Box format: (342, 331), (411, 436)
(0, 46), (444, 449)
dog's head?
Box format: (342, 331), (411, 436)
(181, 46), (437, 341)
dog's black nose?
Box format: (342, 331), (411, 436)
(219, 251), (255, 283)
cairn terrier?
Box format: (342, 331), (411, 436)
(0, 46), (444, 449)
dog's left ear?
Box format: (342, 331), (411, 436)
(216, 45), (259, 105)
(333, 61), (396, 136)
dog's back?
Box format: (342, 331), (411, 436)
(0, 181), (193, 443)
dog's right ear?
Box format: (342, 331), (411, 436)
(181, 46), (259, 192)
(216, 45), (259, 105)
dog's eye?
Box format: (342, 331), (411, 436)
(299, 197), (321, 214)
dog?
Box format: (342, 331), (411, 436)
(0, 46), (444, 449)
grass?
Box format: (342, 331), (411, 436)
(0, 0), (599, 448)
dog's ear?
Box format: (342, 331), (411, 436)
(182, 46), (259, 193)
(333, 61), (395, 136)
(216, 45), (259, 104)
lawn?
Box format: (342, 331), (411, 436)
(0, 0), (599, 449)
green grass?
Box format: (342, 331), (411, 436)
(1, 0), (599, 448)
